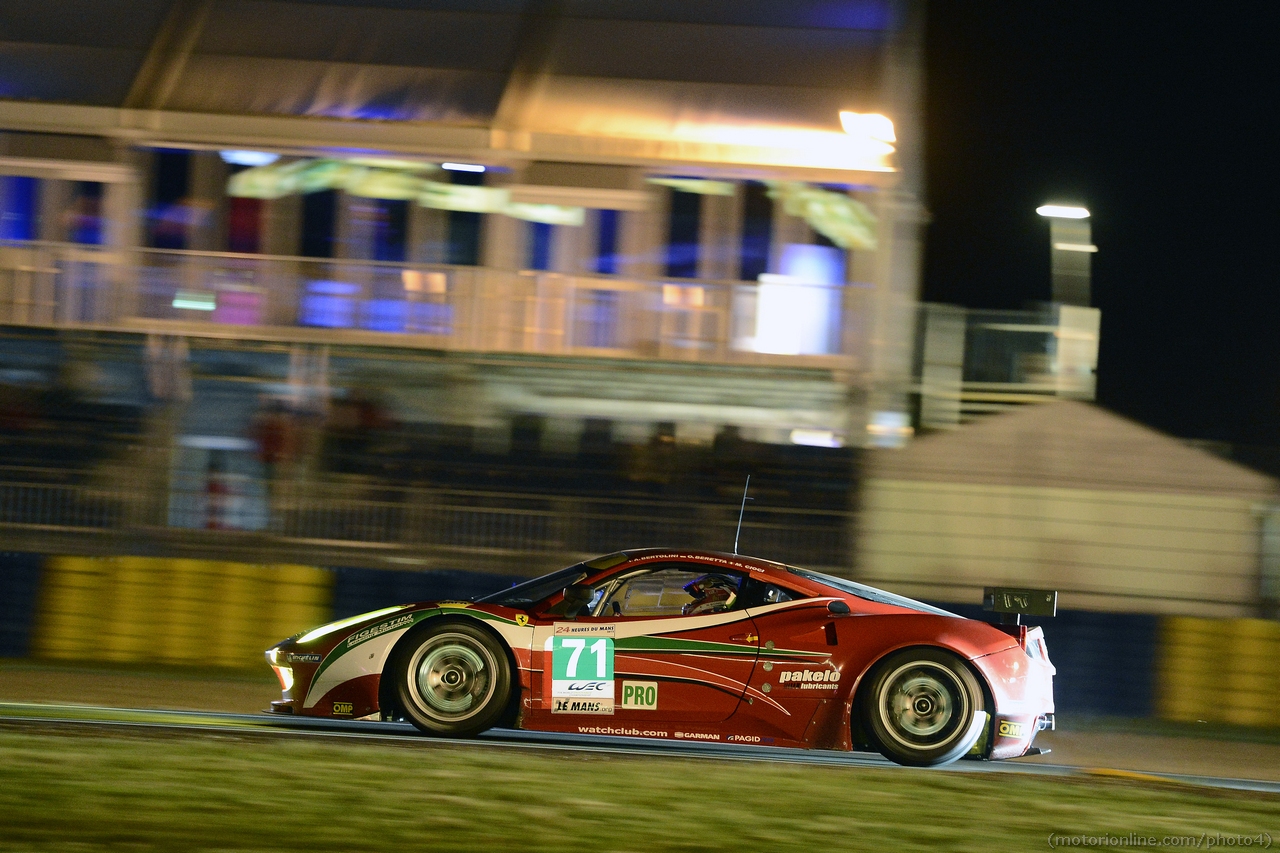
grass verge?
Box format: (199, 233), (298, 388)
(0, 728), (1276, 852)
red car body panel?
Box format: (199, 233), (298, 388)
(528, 614), (758, 725)
(266, 549), (1055, 759)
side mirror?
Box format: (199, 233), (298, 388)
(563, 583), (594, 606)
(827, 600), (852, 616)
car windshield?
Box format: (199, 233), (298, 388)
(474, 565), (590, 606)
(785, 566), (957, 617)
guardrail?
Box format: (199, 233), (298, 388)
(0, 469), (851, 570)
(0, 240), (861, 369)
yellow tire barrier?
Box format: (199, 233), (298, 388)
(1158, 616), (1280, 726)
(33, 557), (333, 670)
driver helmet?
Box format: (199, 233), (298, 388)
(682, 574), (738, 615)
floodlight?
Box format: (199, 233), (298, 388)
(1036, 204), (1090, 219)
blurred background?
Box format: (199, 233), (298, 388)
(0, 0), (1277, 732)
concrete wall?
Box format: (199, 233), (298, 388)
(1159, 617), (1280, 727)
(14, 555), (516, 670)
(33, 557), (333, 669)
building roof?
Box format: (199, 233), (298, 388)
(0, 0), (915, 175)
(869, 400), (1277, 498)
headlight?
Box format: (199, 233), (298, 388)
(271, 665), (294, 693)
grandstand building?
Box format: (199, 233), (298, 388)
(0, 0), (926, 572)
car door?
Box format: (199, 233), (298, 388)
(741, 579), (846, 743)
(532, 563), (760, 725)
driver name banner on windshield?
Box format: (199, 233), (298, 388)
(550, 635), (615, 714)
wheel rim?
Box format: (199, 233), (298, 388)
(406, 632), (497, 723)
(877, 660), (969, 748)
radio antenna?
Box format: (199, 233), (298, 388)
(734, 475), (753, 555)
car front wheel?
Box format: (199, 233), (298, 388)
(861, 648), (987, 767)
(393, 620), (512, 737)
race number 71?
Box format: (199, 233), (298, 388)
(552, 637), (613, 680)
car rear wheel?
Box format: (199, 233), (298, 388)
(861, 648), (987, 767)
(393, 620), (511, 737)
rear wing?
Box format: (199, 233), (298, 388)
(983, 587), (1058, 625)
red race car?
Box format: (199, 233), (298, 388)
(265, 549), (1056, 767)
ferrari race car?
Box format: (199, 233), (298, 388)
(266, 549), (1056, 767)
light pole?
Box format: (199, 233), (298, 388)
(1036, 203), (1100, 399)
(1036, 204), (1096, 306)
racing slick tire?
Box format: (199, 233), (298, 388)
(861, 647), (987, 768)
(392, 619), (512, 738)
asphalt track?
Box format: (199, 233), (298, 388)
(2, 702), (1278, 795)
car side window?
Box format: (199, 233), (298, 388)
(738, 577), (806, 609)
(598, 565), (747, 617)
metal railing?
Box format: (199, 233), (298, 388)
(0, 479), (126, 529)
(0, 240), (862, 369)
(0, 467), (852, 570)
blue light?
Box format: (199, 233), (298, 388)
(1, 176), (37, 241)
(220, 151), (280, 167)
(795, 0), (892, 30)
